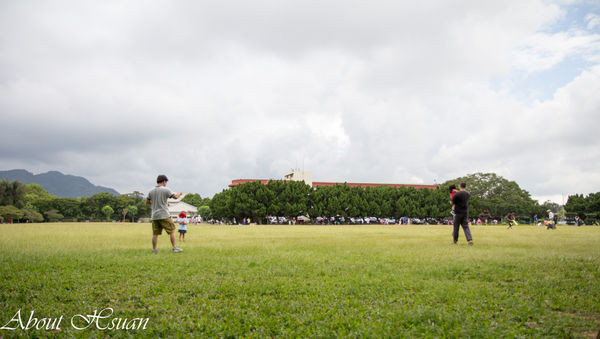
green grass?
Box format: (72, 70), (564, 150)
(1, 223), (599, 338)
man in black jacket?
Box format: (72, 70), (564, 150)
(451, 182), (473, 245)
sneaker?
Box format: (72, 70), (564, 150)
(152, 249), (159, 254)
(172, 247), (183, 253)
(468, 241), (474, 246)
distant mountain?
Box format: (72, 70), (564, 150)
(0, 169), (120, 198)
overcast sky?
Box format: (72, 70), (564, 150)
(1, 1), (599, 204)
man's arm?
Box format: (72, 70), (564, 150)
(171, 192), (183, 199)
(146, 198), (151, 205)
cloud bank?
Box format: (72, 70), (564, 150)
(1, 0), (599, 203)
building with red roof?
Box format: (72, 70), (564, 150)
(229, 170), (436, 190)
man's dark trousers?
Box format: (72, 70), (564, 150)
(453, 213), (473, 243)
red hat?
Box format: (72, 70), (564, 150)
(179, 212), (186, 218)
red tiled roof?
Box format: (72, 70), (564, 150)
(312, 182), (437, 189)
(229, 179), (283, 187)
(229, 179), (436, 189)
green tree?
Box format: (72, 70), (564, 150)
(443, 173), (541, 218)
(53, 198), (82, 221)
(280, 181), (312, 220)
(24, 183), (51, 199)
(123, 191), (151, 219)
(23, 208), (44, 222)
(587, 193), (600, 213)
(198, 205), (211, 219)
(182, 193), (208, 207)
(81, 192), (118, 221)
(44, 209), (64, 222)
(127, 205), (138, 222)
(210, 189), (232, 221)
(421, 187), (447, 218)
(541, 200), (561, 214)
(229, 182), (268, 224)
(363, 187), (382, 217)
(565, 192), (600, 223)
(308, 185), (328, 217)
(102, 205), (114, 221)
(0, 205), (24, 222)
(21, 184), (53, 218)
(0, 179), (26, 208)
(29, 196), (55, 216)
(266, 181), (285, 217)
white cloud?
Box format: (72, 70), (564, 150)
(586, 13), (600, 30)
(1, 0), (599, 204)
(512, 30), (600, 72)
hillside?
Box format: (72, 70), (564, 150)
(0, 169), (120, 198)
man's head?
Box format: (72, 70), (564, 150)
(459, 182), (467, 189)
(157, 174), (169, 185)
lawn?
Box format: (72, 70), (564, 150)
(0, 223), (599, 338)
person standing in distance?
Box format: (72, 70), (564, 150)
(146, 174), (183, 253)
(451, 182), (474, 245)
(547, 209), (556, 230)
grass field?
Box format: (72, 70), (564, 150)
(1, 223), (599, 338)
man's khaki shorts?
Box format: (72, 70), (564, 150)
(152, 218), (176, 235)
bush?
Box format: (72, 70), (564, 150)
(584, 213), (598, 225)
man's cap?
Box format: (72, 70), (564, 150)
(179, 212), (186, 218)
(157, 174), (169, 183)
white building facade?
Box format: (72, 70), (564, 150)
(283, 169), (313, 187)
(167, 194), (198, 220)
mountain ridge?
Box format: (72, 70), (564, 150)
(0, 169), (120, 198)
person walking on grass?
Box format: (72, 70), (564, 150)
(506, 212), (516, 229)
(451, 182), (473, 245)
(177, 212), (189, 242)
(547, 209), (556, 230)
(146, 174), (183, 253)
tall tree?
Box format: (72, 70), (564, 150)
(229, 181), (268, 223)
(53, 198), (82, 220)
(182, 193), (206, 207)
(443, 173), (541, 218)
(23, 208), (44, 222)
(565, 192), (600, 218)
(44, 209), (64, 222)
(102, 205), (114, 221)
(198, 205), (211, 219)
(24, 183), (51, 199)
(280, 181), (312, 219)
(0, 205), (24, 222)
(0, 179), (26, 208)
(127, 205), (138, 222)
(210, 189), (232, 220)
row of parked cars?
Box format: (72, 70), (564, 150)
(267, 216), (451, 225)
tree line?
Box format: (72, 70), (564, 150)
(564, 192), (600, 224)
(441, 173), (554, 222)
(209, 180), (448, 224)
(2, 173), (598, 224)
(0, 179), (150, 223)
(208, 173), (561, 224)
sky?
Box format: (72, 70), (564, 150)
(1, 0), (599, 204)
